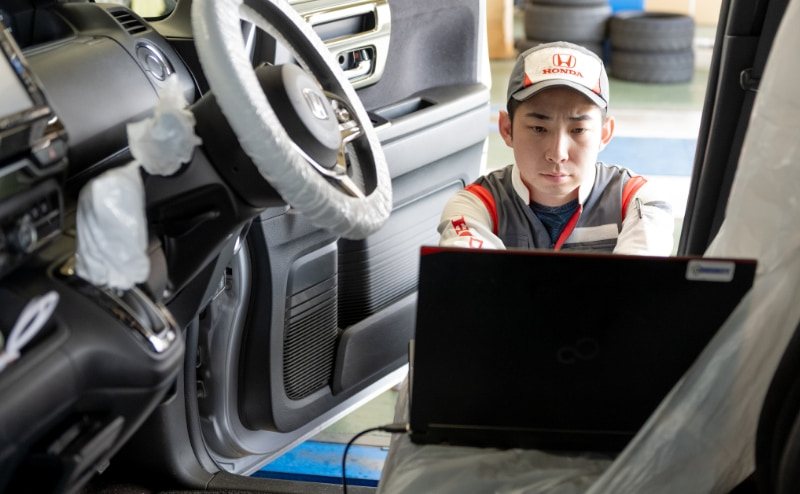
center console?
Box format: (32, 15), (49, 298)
(0, 19), (184, 494)
(0, 23), (67, 278)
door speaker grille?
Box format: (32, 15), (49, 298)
(283, 276), (338, 400)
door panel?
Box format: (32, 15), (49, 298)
(292, 0), (392, 89)
(236, 0), (489, 441)
(116, 0), (490, 480)
(679, 0), (788, 255)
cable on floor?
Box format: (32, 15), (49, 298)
(342, 423), (408, 494)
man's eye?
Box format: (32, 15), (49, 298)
(529, 126), (546, 133)
(572, 128), (587, 134)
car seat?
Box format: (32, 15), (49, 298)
(754, 320), (800, 494)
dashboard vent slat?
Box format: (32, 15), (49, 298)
(110, 10), (147, 35)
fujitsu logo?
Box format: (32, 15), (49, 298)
(543, 53), (583, 77)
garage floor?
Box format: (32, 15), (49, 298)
(256, 12), (717, 489)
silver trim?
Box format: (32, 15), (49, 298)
(287, 91), (365, 199)
(102, 285), (179, 353)
(293, 0), (391, 89)
(60, 258), (179, 354)
(135, 41), (174, 81)
(241, 20), (257, 57)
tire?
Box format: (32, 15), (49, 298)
(609, 11), (695, 53)
(524, 3), (612, 42)
(528, 0), (609, 6)
(515, 37), (605, 60)
(610, 48), (695, 83)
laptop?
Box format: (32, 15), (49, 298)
(408, 246), (757, 452)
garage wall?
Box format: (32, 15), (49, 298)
(489, 0), (722, 59)
(488, 0), (515, 59)
(644, 0), (723, 25)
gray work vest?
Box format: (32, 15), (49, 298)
(467, 163), (644, 252)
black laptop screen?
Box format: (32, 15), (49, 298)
(409, 247), (756, 452)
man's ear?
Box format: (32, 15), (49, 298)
(599, 115), (615, 151)
(499, 110), (514, 147)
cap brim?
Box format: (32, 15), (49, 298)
(511, 80), (607, 109)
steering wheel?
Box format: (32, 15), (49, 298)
(191, 0), (392, 239)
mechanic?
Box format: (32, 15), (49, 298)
(438, 41), (674, 254)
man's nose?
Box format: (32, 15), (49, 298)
(545, 131), (569, 163)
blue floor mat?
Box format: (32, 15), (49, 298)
(254, 440), (388, 487)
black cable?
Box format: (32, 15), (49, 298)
(342, 423), (409, 494)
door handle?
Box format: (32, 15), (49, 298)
(294, 0), (391, 89)
(341, 47), (374, 80)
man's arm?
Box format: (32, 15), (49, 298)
(614, 181), (675, 256)
(437, 190), (507, 249)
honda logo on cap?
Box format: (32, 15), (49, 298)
(552, 54), (577, 68)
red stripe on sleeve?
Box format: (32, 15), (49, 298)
(464, 184), (499, 235)
(621, 175), (647, 221)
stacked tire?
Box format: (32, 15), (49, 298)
(517, 0), (612, 59)
(608, 11), (695, 83)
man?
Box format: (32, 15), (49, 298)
(438, 41), (674, 255)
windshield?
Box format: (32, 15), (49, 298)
(114, 0), (177, 19)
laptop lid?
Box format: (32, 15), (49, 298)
(408, 246), (757, 452)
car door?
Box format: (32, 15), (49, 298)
(678, 0), (788, 255)
(109, 0), (491, 486)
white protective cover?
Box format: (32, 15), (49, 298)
(127, 76), (202, 176)
(75, 76), (200, 290)
(191, 0), (392, 240)
(378, 0), (800, 491)
(75, 161), (150, 290)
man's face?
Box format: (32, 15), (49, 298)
(499, 86), (614, 207)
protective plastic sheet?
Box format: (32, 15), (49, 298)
(0, 291), (59, 374)
(378, 1), (800, 491)
(587, 0), (800, 489)
(191, 0), (392, 239)
(75, 76), (200, 290)
(379, 379), (613, 494)
(75, 161), (150, 290)
(127, 76), (202, 176)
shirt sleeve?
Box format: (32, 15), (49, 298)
(614, 180), (675, 256)
(437, 189), (507, 249)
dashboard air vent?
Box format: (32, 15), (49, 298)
(110, 10), (147, 35)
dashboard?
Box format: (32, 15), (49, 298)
(0, 15), (66, 279)
(0, 3), (187, 491)
(0, 0), (491, 491)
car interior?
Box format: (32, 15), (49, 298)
(0, 0), (488, 492)
(0, 0), (797, 493)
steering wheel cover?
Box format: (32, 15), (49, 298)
(191, 0), (392, 239)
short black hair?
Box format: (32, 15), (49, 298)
(507, 98), (523, 124)
(506, 94), (608, 128)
